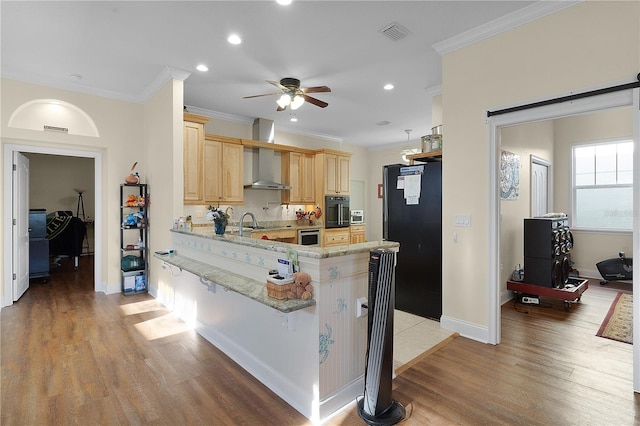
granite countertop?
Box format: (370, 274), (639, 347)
(170, 227), (399, 259)
(154, 253), (315, 313)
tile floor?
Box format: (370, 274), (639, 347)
(393, 310), (454, 369)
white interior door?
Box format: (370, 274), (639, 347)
(13, 152), (29, 300)
(531, 157), (551, 217)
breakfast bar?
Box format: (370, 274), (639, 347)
(158, 227), (399, 423)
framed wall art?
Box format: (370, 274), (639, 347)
(500, 150), (520, 200)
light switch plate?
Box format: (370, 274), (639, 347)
(454, 214), (471, 227)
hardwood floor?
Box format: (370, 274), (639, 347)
(1, 257), (308, 425)
(2, 259), (638, 425)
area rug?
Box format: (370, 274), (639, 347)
(596, 292), (632, 344)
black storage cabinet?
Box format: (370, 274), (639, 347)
(29, 209), (49, 280)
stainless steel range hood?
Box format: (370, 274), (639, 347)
(244, 119), (291, 190)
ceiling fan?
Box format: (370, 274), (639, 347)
(244, 77), (331, 111)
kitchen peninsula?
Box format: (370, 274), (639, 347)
(157, 227), (399, 423)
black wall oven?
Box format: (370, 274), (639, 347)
(325, 196), (350, 228)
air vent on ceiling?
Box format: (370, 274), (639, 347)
(379, 22), (411, 42)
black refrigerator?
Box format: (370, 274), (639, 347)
(383, 162), (442, 320)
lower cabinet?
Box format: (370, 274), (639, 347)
(350, 225), (366, 244)
(322, 228), (351, 247)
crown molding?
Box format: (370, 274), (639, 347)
(184, 105), (343, 144)
(425, 85), (442, 97)
(433, 1), (583, 56)
(140, 66), (191, 102)
(184, 105), (254, 125)
(1, 71), (144, 104)
(2, 65), (192, 105)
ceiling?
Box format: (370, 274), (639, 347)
(1, 1), (552, 149)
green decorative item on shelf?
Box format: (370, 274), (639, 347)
(121, 255), (144, 271)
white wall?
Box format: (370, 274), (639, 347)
(144, 79), (184, 302)
(1, 78), (145, 297)
(499, 120), (554, 296)
(441, 1), (639, 332)
(553, 107), (634, 277)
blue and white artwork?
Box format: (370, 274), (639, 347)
(500, 150), (520, 200)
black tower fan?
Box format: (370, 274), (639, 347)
(357, 248), (406, 425)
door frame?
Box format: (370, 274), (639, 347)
(487, 88), (639, 389)
(2, 142), (104, 307)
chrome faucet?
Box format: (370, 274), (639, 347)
(238, 212), (259, 237)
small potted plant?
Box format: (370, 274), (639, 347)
(207, 205), (230, 235)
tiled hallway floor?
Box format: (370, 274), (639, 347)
(393, 310), (454, 369)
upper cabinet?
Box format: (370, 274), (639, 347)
(281, 151), (315, 205)
(183, 114), (244, 205)
(317, 150), (351, 195)
(203, 136), (244, 204)
(183, 113), (208, 203)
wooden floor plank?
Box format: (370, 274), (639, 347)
(2, 257), (638, 425)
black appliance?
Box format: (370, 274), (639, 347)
(325, 195), (350, 228)
(357, 248), (405, 425)
(29, 209), (49, 280)
(524, 217), (573, 288)
(597, 251), (632, 283)
(383, 163), (442, 320)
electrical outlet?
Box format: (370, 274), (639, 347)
(356, 297), (368, 318)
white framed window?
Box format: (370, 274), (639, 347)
(572, 139), (633, 231)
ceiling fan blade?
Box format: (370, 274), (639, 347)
(276, 105), (287, 112)
(302, 94), (328, 108)
(302, 86), (331, 94)
(267, 80), (288, 91)
(243, 92), (281, 99)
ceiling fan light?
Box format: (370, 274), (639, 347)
(290, 95), (304, 110)
(276, 94), (291, 108)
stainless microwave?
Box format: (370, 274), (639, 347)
(351, 210), (364, 224)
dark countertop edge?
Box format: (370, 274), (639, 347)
(153, 253), (316, 313)
(170, 228), (399, 258)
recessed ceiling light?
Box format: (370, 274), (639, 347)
(196, 64), (208, 72)
(377, 121), (391, 126)
(227, 34), (242, 45)
(276, 0), (293, 5)
(290, 117), (298, 122)
(69, 73), (82, 81)
(384, 83), (394, 90)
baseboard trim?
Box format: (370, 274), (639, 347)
(441, 315), (489, 343)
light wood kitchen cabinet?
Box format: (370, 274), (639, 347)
(350, 225), (366, 244)
(251, 229), (297, 244)
(316, 150), (351, 195)
(281, 151), (315, 204)
(322, 228), (351, 247)
(326, 153), (350, 195)
(183, 113), (209, 203)
(184, 113), (244, 205)
(203, 136), (244, 204)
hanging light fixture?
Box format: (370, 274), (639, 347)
(276, 94), (291, 109)
(401, 129), (419, 163)
(290, 95), (305, 110)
